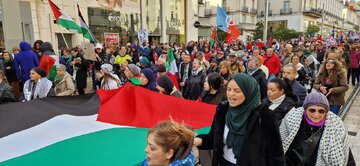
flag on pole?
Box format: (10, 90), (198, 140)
(165, 48), (178, 74)
(48, 0), (80, 33)
(77, 4), (97, 43)
(354, 32), (359, 39)
(210, 27), (216, 50)
(216, 6), (231, 32)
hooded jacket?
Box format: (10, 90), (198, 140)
(14, 42), (39, 83)
(39, 42), (56, 76)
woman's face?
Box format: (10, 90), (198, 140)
(193, 61), (201, 70)
(306, 105), (328, 123)
(292, 56), (300, 65)
(325, 60), (335, 70)
(227, 79), (245, 107)
(2, 53), (10, 60)
(124, 67), (132, 78)
(140, 73), (149, 86)
(144, 133), (171, 166)
(247, 60), (257, 69)
(56, 68), (65, 76)
(267, 82), (284, 100)
(203, 77), (210, 91)
(219, 65), (228, 75)
(30, 70), (41, 81)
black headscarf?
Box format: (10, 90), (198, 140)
(157, 75), (174, 95)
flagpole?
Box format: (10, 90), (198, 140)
(60, 31), (69, 48)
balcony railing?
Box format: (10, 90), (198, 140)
(260, 10), (272, 16)
(280, 8), (292, 15)
(250, 8), (257, 14)
(303, 7), (322, 18)
(240, 6), (249, 13)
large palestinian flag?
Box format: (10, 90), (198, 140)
(0, 83), (216, 165)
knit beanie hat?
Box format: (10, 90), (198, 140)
(139, 57), (150, 68)
(303, 92), (330, 111)
(101, 64), (113, 74)
(127, 64), (141, 76)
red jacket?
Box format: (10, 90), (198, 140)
(349, 50), (360, 69)
(263, 53), (281, 75)
(39, 55), (55, 75)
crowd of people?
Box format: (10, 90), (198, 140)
(0, 35), (358, 165)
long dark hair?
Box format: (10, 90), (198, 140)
(207, 72), (223, 91)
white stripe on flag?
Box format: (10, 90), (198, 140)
(0, 115), (124, 162)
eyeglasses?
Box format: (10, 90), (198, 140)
(326, 60), (335, 64)
(307, 108), (327, 114)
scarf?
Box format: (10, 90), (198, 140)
(225, 73), (260, 159)
(191, 67), (202, 76)
(246, 67), (258, 76)
(24, 77), (52, 101)
(139, 151), (196, 166)
(304, 112), (326, 127)
(269, 94), (286, 110)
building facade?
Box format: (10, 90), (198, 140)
(257, 0), (360, 37)
(198, 0), (258, 42)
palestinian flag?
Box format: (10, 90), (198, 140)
(165, 48), (178, 74)
(48, 0), (80, 33)
(0, 83), (215, 165)
(77, 4), (97, 43)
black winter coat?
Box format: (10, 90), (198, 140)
(4, 60), (19, 83)
(184, 71), (205, 100)
(74, 57), (89, 89)
(263, 96), (298, 126)
(248, 69), (267, 100)
(197, 102), (285, 166)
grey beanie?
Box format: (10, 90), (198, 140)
(127, 64), (141, 76)
(101, 64), (113, 74)
(303, 92), (330, 112)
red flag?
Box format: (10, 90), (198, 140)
(224, 21), (241, 44)
(97, 83), (216, 129)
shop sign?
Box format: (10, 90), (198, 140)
(170, 19), (181, 27)
(105, 33), (119, 47)
(108, 15), (127, 23)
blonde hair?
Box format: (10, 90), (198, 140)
(218, 61), (232, 76)
(148, 121), (195, 161)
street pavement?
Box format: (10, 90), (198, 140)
(343, 85), (360, 163)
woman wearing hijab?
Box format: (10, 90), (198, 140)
(156, 75), (182, 98)
(280, 92), (354, 165)
(23, 67), (54, 101)
(140, 68), (158, 92)
(98, 64), (121, 90)
(194, 73), (285, 165)
(54, 64), (75, 96)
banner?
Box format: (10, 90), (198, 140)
(104, 33), (119, 47)
(138, 29), (148, 44)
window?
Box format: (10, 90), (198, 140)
(283, 1), (290, 12)
(242, 14), (246, 23)
(243, 0), (246, 7)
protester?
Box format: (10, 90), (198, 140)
(280, 92), (353, 165)
(140, 121), (196, 166)
(98, 64), (121, 90)
(23, 67), (53, 101)
(124, 63), (141, 85)
(0, 70), (17, 104)
(14, 41), (39, 85)
(194, 73), (284, 165)
(313, 58), (348, 115)
(70, 48), (89, 95)
(183, 60), (206, 100)
(39, 42), (57, 80)
(246, 57), (267, 99)
(140, 68), (158, 92)
(218, 61), (232, 86)
(156, 75), (182, 98)
(200, 72), (226, 104)
(263, 78), (298, 126)
(59, 48), (73, 75)
(54, 64), (75, 96)
(2, 51), (20, 100)
(264, 48), (281, 80)
(282, 64), (307, 105)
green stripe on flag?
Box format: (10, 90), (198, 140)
(58, 19), (80, 32)
(1, 127), (211, 166)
